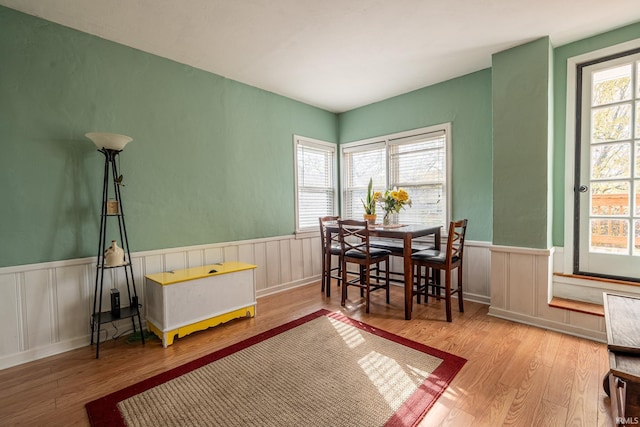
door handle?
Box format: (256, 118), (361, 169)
(578, 185), (588, 193)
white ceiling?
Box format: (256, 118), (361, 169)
(2, 0), (639, 112)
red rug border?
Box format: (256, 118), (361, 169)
(85, 309), (466, 427)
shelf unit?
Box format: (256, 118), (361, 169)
(90, 148), (144, 358)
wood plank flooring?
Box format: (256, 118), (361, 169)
(0, 281), (615, 426)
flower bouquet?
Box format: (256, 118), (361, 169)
(380, 187), (412, 225)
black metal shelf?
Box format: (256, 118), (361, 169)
(96, 262), (131, 269)
(90, 147), (144, 358)
(92, 305), (140, 324)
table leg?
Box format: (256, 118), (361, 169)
(434, 228), (442, 296)
(325, 229), (332, 297)
(404, 233), (413, 320)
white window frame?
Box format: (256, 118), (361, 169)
(293, 135), (338, 235)
(556, 38), (640, 304)
(340, 123), (452, 228)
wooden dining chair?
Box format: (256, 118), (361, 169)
(338, 219), (391, 313)
(411, 219), (468, 322)
(319, 216), (342, 296)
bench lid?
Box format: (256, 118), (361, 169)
(145, 261), (256, 285)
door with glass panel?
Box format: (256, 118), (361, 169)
(577, 51), (640, 279)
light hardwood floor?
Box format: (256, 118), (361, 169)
(1, 281), (614, 426)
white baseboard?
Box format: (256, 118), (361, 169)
(488, 305), (606, 342)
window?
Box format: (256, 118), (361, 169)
(341, 124), (451, 226)
(293, 135), (337, 233)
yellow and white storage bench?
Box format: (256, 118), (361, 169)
(144, 261), (257, 347)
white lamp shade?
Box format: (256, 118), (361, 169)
(85, 132), (133, 151)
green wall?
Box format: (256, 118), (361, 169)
(552, 21), (640, 246)
(0, 7), (338, 268)
(2, 5), (638, 269)
(492, 38), (553, 249)
(338, 69), (493, 242)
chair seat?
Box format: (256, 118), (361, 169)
(345, 248), (391, 259)
(329, 244), (342, 256)
(411, 249), (459, 264)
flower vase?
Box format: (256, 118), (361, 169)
(363, 213), (377, 225)
(383, 211), (392, 226)
(104, 240), (125, 266)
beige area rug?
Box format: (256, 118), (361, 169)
(86, 309), (466, 427)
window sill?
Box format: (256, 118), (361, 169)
(552, 272), (640, 306)
(548, 297), (604, 317)
(294, 230), (318, 240)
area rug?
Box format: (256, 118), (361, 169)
(86, 309), (466, 427)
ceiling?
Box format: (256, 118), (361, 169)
(1, 0), (639, 113)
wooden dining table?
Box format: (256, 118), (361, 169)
(325, 222), (442, 320)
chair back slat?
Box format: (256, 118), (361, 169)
(319, 216), (340, 250)
(338, 219), (370, 259)
(445, 219), (468, 266)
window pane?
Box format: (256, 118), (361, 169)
(635, 219), (640, 256)
(637, 60), (640, 98)
(591, 64), (632, 106)
(298, 190), (333, 229)
(591, 181), (629, 216)
(636, 180), (640, 216)
(299, 148), (331, 187)
(636, 101), (640, 138)
(635, 142), (640, 177)
(396, 184), (444, 225)
(390, 138), (445, 185)
(590, 142), (630, 179)
(591, 104), (631, 143)
(590, 218), (628, 254)
(342, 146), (386, 220)
(348, 149), (386, 188)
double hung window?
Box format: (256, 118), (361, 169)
(293, 135), (337, 233)
(341, 124), (451, 227)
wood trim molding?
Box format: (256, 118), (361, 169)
(548, 296), (604, 317)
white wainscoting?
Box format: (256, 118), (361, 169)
(489, 245), (606, 342)
(0, 235), (491, 370)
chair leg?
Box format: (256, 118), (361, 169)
(445, 269), (452, 322)
(457, 266), (464, 313)
(385, 260), (390, 304)
(423, 266), (430, 303)
(360, 265), (365, 298)
(432, 268), (441, 300)
(321, 251), (327, 293)
(337, 256), (342, 287)
(365, 266), (371, 314)
(415, 265), (422, 304)
(326, 256), (331, 298)
(341, 261), (348, 307)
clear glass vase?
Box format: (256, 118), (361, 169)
(383, 211), (392, 226)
